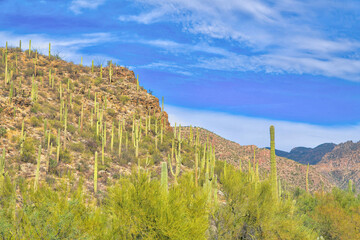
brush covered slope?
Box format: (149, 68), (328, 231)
(1, 45), (360, 239)
(270, 141), (360, 191)
(180, 127), (335, 192)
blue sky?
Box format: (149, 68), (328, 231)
(1, 0), (360, 150)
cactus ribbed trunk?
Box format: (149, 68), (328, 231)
(348, 179), (353, 194)
(94, 151), (98, 193)
(161, 162), (168, 193)
(34, 145), (41, 192)
(270, 125), (278, 198)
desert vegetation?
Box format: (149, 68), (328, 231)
(0, 42), (359, 239)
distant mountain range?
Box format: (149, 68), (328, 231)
(267, 141), (360, 190)
(180, 127), (359, 191)
(269, 143), (337, 165)
(180, 127), (335, 192)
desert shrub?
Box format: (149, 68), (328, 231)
(69, 142), (85, 153)
(23, 68), (34, 77)
(0, 127), (6, 138)
(94, 77), (102, 86)
(212, 165), (317, 240)
(20, 137), (36, 163)
(107, 108), (116, 118)
(60, 148), (72, 164)
(118, 95), (130, 104)
(30, 116), (42, 127)
(103, 172), (209, 239)
(30, 103), (40, 113)
(67, 123), (76, 134)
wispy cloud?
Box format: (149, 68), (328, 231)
(166, 105), (360, 151)
(119, 0), (360, 81)
(0, 31), (116, 65)
(138, 39), (231, 56)
(140, 62), (193, 76)
(69, 0), (106, 14)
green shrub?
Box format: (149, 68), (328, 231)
(0, 127), (6, 138)
(60, 148), (72, 164)
(20, 137), (36, 163)
(107, 108), (116, 117)
(69, 142), (85, 153)
(30, 103), (40, 113)
(119, 95), (130, 104)
(30, 116), (42, 127)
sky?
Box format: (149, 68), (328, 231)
(1, 0), (360, 150)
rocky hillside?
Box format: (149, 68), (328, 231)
(317, 141), (360, 190)
(0, 46), (175, 193)
(272, 143), (336, 165)
(271, 141), (360, 190)
(180, 127), (335, 192)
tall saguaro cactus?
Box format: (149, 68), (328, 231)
(348, 179), (353, 194)
(94, 151), (98, 193)
(270, 125), (278, 198)
(34, 145), (42, 192)
(28, 40), (31, 56)
(161, 162), (168, 194)
(0, 148), (5, 188)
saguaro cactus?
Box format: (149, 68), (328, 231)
(109, 60), (112, 82)
(169, 146), (181, 184)
(56, 129), (61, 163)
(161, 162), (168, 194)
(136, 74), (139, 91)
(34, 145), (42, 191)
(161, 96), (164, 112)
(0, 148), (5, 187)
(111, 122), (114, 152)
(118, 120), (123, 157)
(49, 43), (51, 59)
(28, 40), (31, 56)
(270, 125), (278, 198)
(94, 151), (98, 193)
(348, 179), (353, 194)
(195, 150), (199, 187)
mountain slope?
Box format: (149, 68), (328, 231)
(180, 127), (335, 192)
(0, 46), (174, 193)
(317, 141), (360, 189)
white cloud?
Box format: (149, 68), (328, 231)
(140, 62), (193, 76)
(0, 31), (117, 66)
(70, 0), (106, 14)
(166, 105), (360, 151)
(139, 39), (231, 56)
(119, 0), (360, 81)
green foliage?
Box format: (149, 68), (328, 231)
(59, 148), (72, 164)
(213, 165), (317, 239)
(0, 127), (6, 138)
(30, 116), (42, 127)
(104, 171), (209, 239)
(20, 137), (36, 163)
(30, 103), (40, 113)
(118, 95), (130, 104)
